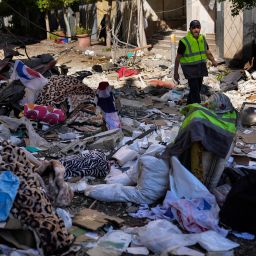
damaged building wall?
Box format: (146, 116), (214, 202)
(217, 1), (256, 65)
(186, 0), (215, 33)
(119, 0), (138, 45)
(145, 0), (186, 33)
(223, 1), (243, 61)
(243, 8), (256, 62)
(161, 1), (186, 29)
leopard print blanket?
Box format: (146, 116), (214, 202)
(36, 75), (103, 133)
(0, 141), (74, 255)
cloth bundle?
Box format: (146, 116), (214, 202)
(60, 150), (110, 180)
(24, 103), (65, 125)
(0, 141), (74, 255)
(36, 75), (103, 133)
(96, 81), (121, 130)
(11, 60), (48, 90)
(116, 67), (139, 78)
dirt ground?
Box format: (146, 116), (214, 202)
(0, 35), (166, 74)
(1, 33), (256, 256)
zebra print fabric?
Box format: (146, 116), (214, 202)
(60, 150), (110, 180)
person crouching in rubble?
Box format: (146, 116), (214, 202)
(163, 92), (237, 190)
(174, 20), (218, 104)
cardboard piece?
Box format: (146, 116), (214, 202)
(73, 208), (124, 231)
(233, 155), (250, 166)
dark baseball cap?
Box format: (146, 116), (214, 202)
(190, 20), (201, 28)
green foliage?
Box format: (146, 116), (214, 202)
(219, 0), (256, 16)
(0, 0), (38, 16)
(36, 0), (80, 12)
(49, 30), (65, 39)
(75, 25), (91, 35)
(102, 47), (112, 52)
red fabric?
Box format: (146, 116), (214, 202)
(148, 80), (176, 89)
(98, 81), (109, 90)
(116, 67), (139, 78)
(24, 103), (65, 125)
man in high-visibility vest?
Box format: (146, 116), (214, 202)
(174, 20), (217, 104)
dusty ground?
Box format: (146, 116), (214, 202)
(1, 33), (256, 256)
(0, 34), (167, 74)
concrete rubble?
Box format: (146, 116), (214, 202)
(1, 43), (256, 256)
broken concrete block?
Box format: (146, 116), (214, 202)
(55, 129), (123, 156)
(121, 125), (135, 136)
(87, 129), (123, 151)
(120, 98), (145, 109)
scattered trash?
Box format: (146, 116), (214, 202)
(73, 208), (124, 231)
(0, 171), (19, 222)
(3, 35), (256, 256)
(84, 50), (96, 57)
(125, 219), (238, 254)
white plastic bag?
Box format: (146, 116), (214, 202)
(125, 220), (239, 254)
(196, 231), (239, 252)
(126, 220), (197, 254)
(97, 230), (132, 251)
(105, 166), (134, 186)
(168, 157), (227, 235)
(170, 156), (209, 199)
(11, 60), (48, 91)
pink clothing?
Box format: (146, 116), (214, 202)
(24, 103), (65, 125)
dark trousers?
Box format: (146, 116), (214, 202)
(187, 77), (203, 104)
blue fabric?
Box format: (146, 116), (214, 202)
(0, 170), (19, 222)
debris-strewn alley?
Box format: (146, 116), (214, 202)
(1, 0), (256, 254)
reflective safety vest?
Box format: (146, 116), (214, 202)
(180, 32), (207, 66)
(180, 103), (237, 135)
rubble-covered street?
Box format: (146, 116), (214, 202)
(0, 33), (256, 256)
(1, 0), (256, 254)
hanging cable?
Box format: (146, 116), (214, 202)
(155, 5), (186, 14)
(3, 25), (31, 59)
(4, 2), (102, 38)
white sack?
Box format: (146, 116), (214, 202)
(85, 155), (169, 204)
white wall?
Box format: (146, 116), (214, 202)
(186, 0), (215, 34)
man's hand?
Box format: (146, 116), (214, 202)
(174, 72), (180, 84)
(206, 50), (218, 67)
(211, 60), (218, 67)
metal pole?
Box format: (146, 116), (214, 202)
(170, 33), (176, 64)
